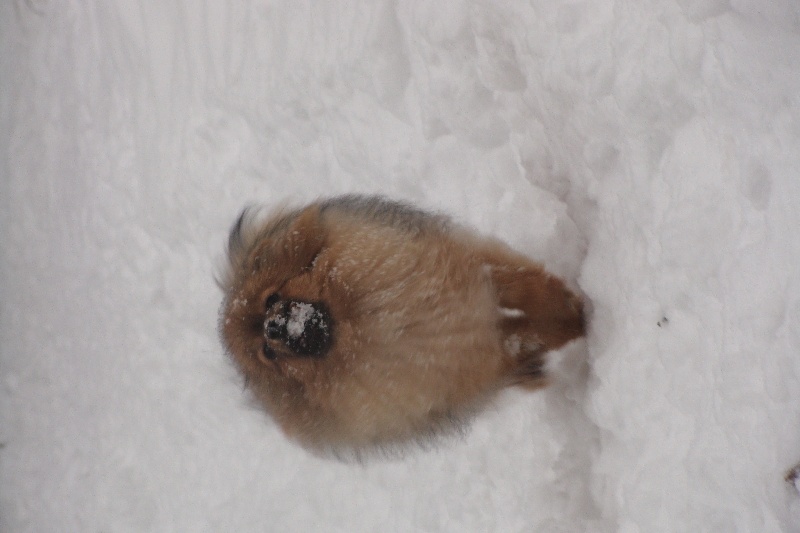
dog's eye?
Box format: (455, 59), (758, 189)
(265, 293), (280, 309)
(261, 343), (276, 361)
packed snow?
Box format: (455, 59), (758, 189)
(2, 1), (800, 531)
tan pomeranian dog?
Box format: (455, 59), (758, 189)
(218, 195), (584, 457)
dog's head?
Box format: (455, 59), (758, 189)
(217, 204), (337, 386)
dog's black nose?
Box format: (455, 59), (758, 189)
(264, 300), (333, 357)
(284, 302), (332, 357)
(266, 321), (284, 339)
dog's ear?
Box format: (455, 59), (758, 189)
(246, 205), (327, 280)
(282, 205), (326, 271)
(221, 205), (328, 296)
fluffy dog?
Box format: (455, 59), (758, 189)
(218, 195), (584, 457)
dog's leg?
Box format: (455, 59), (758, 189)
(477, 243), (584, 388)
(490, 264), (584, 350)
(497, 314), (550, 389)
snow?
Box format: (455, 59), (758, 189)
(286, 302), (317, 339)
(2, 1), (800, 531)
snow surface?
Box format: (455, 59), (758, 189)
(2, 1), (800, 531)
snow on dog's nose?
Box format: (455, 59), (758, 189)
(264, 300), (332, 357)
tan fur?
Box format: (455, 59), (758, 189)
(218, 195), (584, 457)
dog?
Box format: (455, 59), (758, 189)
(218, 194), (585, 457)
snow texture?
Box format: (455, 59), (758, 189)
(2, 1), (800, 531)
(286, 303), (317, 339)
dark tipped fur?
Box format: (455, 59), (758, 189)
(320, 194), (450, 235)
